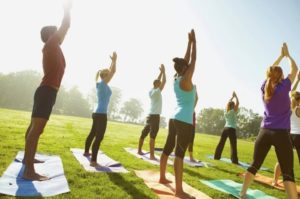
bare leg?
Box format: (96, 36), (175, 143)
(90, 161), (102, 167)
(272, 162), (281, 186)
(149, 138), (157, 160)
(174, 157), (195, 199)
(189, 151), (196, 162)
(22, 118), (48, 181)
(283, 181), (298, 199)
(137, 138), (145, 155)
(240, 171), (254, 198)
(159, 153), (172, 184)
(23, 121), (44, 164)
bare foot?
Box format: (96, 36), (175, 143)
(137, 151), (144, 155)
(159, 178), (172, 184)
(23, 172), (49, 181)
(90, 161), (102, 168)
(150, 156), (158, 161)
(175, 191), (195, 199)
(83, 152), (91, 157)
(190, 158), (196, 163)
(272, 180), (279, 186)
(239, 192), (246, 199)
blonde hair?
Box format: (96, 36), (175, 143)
(291, 91), (300, 109)
(264, 66), (283, 102)
(95, 69), (109, 82)
(226, 101), (235, 112)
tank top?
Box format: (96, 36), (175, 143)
(290, 107), (300, 135)
(95, 80), (112, 114)
(171, 76), (196, 124)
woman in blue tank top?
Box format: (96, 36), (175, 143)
(84, 52), (117, 167)
(159, 30), (197, 199)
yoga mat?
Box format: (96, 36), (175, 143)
(124, 148), (173, 166)
(71, 148), (128, 173)
(238, 173), (300, 194)
(200, 179), (276, 199)
(0, 151), (70, 197)
(207, 155), (269, 171)
(135, 170), (212, 199)
(154, 149), (211, 167)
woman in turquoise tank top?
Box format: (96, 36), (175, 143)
(159, 29), (197, 199)
(84, 52), (117, 167)
(214, 91), (239, 164)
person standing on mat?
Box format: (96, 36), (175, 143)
(159, 29), (197, 199)
(214, 91), (239, 164)
(272, 71), (300, 186)
(137, 64), (166, 160)
(188, 91), (198, 162)
(84, 52), (117, 167)
(240, 43), (298, 199)
(22, 1), (72, 181)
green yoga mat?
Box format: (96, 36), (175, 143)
(200, 179), (277, 199)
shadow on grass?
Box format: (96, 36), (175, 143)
(107, 173), (153, 199)
(184, 167), (214, 181)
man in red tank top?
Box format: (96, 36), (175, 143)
(22, 1), (72, 181)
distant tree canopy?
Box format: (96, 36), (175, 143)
(120, 98), (144, 123)
(197, 107), (262, 138)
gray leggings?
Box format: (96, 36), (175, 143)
(247, 128), (295, 182)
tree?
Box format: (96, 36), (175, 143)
(197, 108), (225, 135)
(108, 87), (122, 120)
(120, 98), (144, 123)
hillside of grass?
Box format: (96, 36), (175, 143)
(0, 108), (299, 199)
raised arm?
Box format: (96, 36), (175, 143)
(272, 46), (284, 66)
(292, 72), (300, 91)
(181, 29), (197, 91)
(55, 0), (72, 44)
(184, 33), (192, 63)
(159, 64), (166, 91)
(103, 52), (117, 84)
(284, 43), (298, 84)
(233, 91), (239, 112)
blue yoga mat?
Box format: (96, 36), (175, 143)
(200, 179), (276, 199)
(207, 155), (269, 171)
(0, 151), (70, 197)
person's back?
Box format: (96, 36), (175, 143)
(95, 80), (112, 114)
(224, 109), (237, 129)
(149, 88), (162, 115)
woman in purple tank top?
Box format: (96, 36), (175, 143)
(240, 43), (298, 199)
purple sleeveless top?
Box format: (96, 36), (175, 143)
(261, 78), (291, 129)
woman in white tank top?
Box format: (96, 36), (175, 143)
(273, 74), (300, 186)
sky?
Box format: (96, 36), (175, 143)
(0, 0), (300, 119)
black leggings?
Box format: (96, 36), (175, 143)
(248, 128), (294, 182)
(290, 134), (300, 164)
(214, 127), (238, 164)
(84, 113), (107, 162)
(140, 115), (160, 139)
(162, 119), (193, 159)
(188, 125), (196, 152)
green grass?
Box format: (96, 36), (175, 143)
(0, 108), (299, 199)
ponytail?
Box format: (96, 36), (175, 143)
(95, 70), (101, 82)
(264, 66), (283, 102)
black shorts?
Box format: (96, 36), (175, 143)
(140, 114), (160, 139)
(31, 86), (57, 120)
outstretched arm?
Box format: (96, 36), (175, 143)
(181, 29), (196, 91)
(56, 0), (72, 44)
(103, 52), (117, 84)
(272, 46), (284, 66)
(159, 64), (166, 91)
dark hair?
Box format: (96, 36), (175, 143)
(226, 101), (235, 112)
(40, 26), (57, 43)
(173, 57), (188, 75)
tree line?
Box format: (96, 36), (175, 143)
(0, 71), (262, 136)
(0, 71), (145, 123)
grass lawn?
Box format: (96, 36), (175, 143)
(0, 108), (299, 199)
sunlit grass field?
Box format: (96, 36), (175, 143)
(0, 108), (299, 199)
